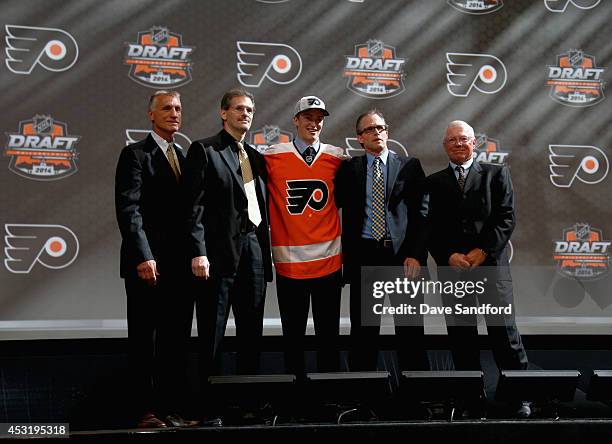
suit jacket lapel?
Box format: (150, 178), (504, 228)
(218, 142), (246, 197)
(147, 134), (176, 183)
(444, 164), (461, 193)
(386, 152), (400, 203)
(463, 160), (482, 193)
(357, 155), (367, 217)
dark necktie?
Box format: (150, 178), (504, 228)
(456, 165), (465, 191)
(302, 146), (316, 166)
(371, 157), (386, 241)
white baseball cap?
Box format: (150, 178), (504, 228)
(294, 96), (330, 116)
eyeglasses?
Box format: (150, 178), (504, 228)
(358, 124), (388, 135)
(229, 105), (254, 114)
(445, 136), (473, 146)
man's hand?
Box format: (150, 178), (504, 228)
(403, 257), (421, 279)
(137, 260), (159, 286)
(466, 248), (487, 268)
(448, 252), (471, 270)
(192, 256), (210, 279)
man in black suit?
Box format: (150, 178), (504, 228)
(427, 120), (529, 416)
(115, 90), (196, 428)
(184, 88), (272, 380)
(335, 109), (429, 371)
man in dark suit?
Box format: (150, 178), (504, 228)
(335, 109), (429, 371)
(427, 120), (529, 416)
(184, 88), (272, 380)
(115, 90), (196, 428)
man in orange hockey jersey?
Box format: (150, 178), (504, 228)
(264, 96), (347, 377)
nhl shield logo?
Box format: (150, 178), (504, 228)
(249, 125), (293, 153)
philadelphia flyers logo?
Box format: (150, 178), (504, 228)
(286, 180), (328, 214)
(544, 0), (600, 12)
(4, 224), (79, 273)
(5, 25), (78, 75)
(549, 145), (609, 187)
(446, 52), (507, 97)
(236, 41), (302, 87)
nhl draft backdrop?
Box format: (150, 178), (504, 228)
(1, 0), (610, 339)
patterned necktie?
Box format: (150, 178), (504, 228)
(166, 143), (181, 181)
(371, 157), (386, 241)
(237, 141), (262, 227)
(456, 165), (465, 191)
(303, 146), (315, 166)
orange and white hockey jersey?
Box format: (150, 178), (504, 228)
(264, 142), (347, 279)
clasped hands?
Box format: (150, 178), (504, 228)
(448, 248), (487, 270)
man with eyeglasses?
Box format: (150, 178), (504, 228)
(335, 109), (429, 372)
(264, 96), (347, 378)
(427, 120), (529, 418)
(185, 88), (272, 385)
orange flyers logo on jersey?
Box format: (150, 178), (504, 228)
(4, 224), (79, 273)
(249, 125), (292, 154)
(546, 49), (606, 107)
(124, 27), (194, 88)
(264, 142), (347, 278)
(553, 223), (610, 280)
(5, 25), (78, 75)
(344, 39), (406, 99)
(4, 115), (80, 180)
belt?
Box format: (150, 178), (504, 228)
(240, 219), (257, 234)
(361, 238), (393, 249)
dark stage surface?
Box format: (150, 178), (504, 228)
(2, 336), (612, 442)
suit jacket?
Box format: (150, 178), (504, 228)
(426, 161), (515, 268)
(335, 151), (428, 280)
(184, 129), (272, 281)
(115, 133), (188, 278)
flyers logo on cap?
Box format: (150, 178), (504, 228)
(4, 224), (79, 274)
(447, 0), (503, 14)
(4, 115), (80, 181)
(447, 53), (507, 97)
(546, 49), (606, 107)
(236, 41), (302, 87)
(285, 180), (329, 215)
(549, 145), (609, 188)
(344, 39), (406, 99)
(474, 133), (510, 164)
(249, 125), (292, 154)
(5, 25), (78, 75)
(344, 137), (408, 158)
(124, 27), (194, 88)
(125, 129), (191, 151)
(553, 223), (610, 280)
(544, 0), (600, 12)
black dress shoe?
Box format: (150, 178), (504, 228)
(164, 414), (200, 428)
(137, 412), (168, 428)
(516, 401), (532, 418)
(200, 416), (223, 427)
